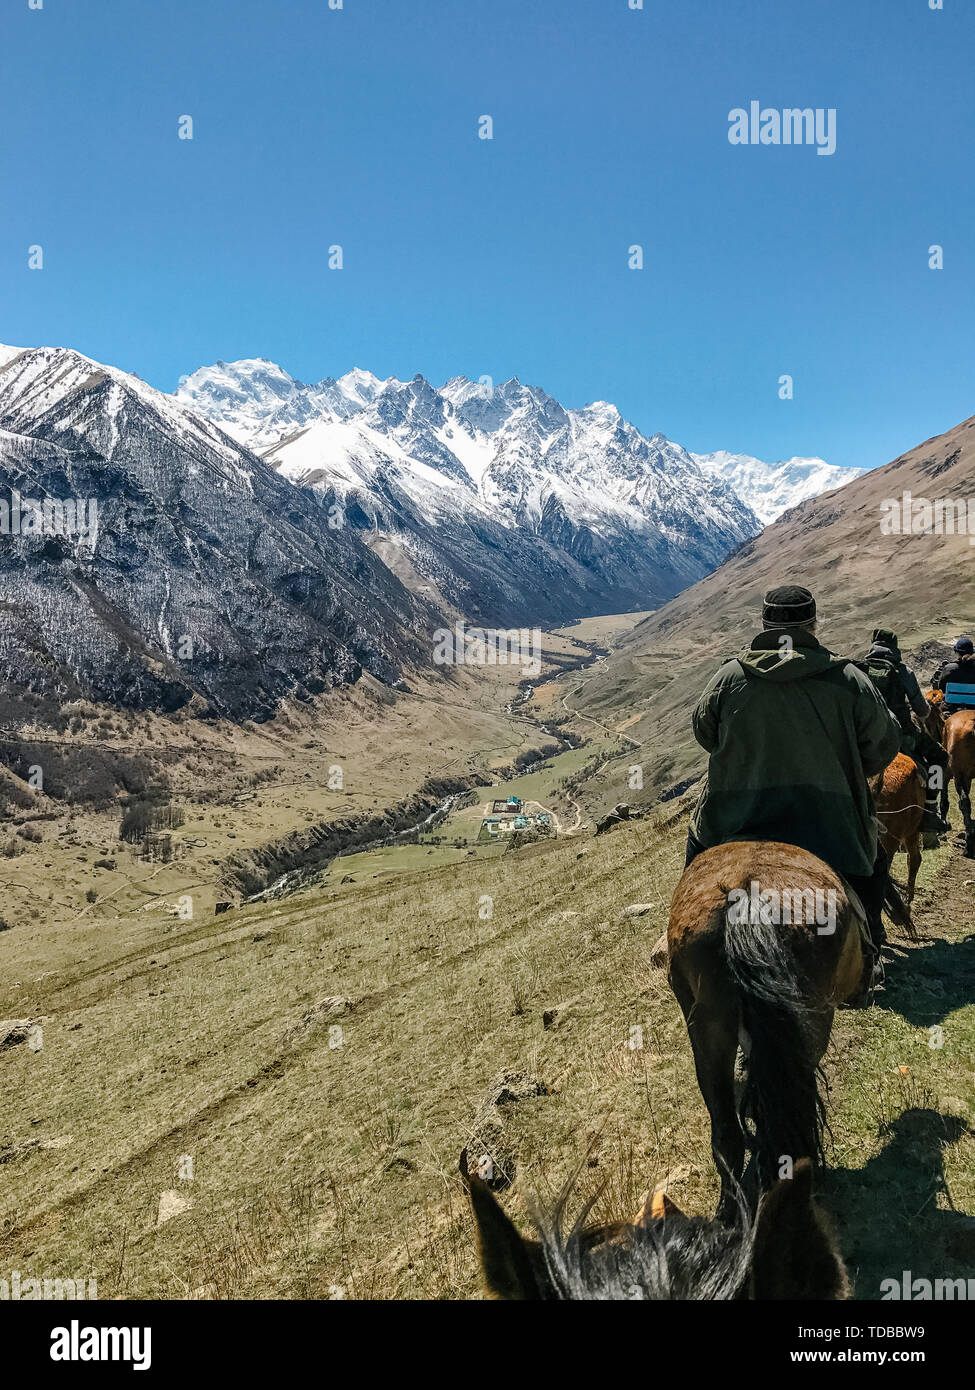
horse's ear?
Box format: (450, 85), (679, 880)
(634, 1187), (684, 1226)
(750, 1159), (849, 1300)
(460, 1150), (544, 1300)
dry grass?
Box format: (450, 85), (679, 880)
(1, 791), (972, 1299)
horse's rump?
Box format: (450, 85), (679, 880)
(667, 840), (866, 1197)
(869, 753), (924, 909)
(870, 753), (924, 831)
(945, 711), (975, 858)
(945, 709), (975, 768)
(669, 840), (860, 979)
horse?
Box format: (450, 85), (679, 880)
(666, 841), (874, 1221)
(462, 1150), (848, 1300)
(944, 709), (975, 857)
(922, 687), (946, 738)
(869, 753), (925, 905)
(923, 689), (951, 823)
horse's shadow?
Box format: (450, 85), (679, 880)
(824, 1108), (975, 1298)
(877, 931), (975, 1025)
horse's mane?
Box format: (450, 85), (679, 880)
(529, 1189), (753, 1301)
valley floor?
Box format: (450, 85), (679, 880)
(0, 623), (596, 943)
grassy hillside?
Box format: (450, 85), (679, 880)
(2, 794), (972, 1299)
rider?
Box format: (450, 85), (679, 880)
(931, 637), (975, 712)
(856, 628), (949, 837)
(686, 585), (900, 967)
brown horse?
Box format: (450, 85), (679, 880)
(667, 841), (869, 1220)
(462, 1150), (848, 1300)
(923, 690), (951, 822)
(922, 687), (946, 738)
(869, 753), (925, 906)
(945, 709), (975, 857)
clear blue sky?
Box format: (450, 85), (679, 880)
(2, 0), (972, 470)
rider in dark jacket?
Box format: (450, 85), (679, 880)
(858, 629), (949, 836)
(932, 637), (975, 710)
(687, 587), (900, 976)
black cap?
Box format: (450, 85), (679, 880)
(955, 637), (974, 655)
(762, 585), (816, 626)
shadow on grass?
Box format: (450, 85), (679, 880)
(824, 1108), (975, 1300)
(877, 931), (975, 1026)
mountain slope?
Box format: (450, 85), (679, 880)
(0, 346), (428, 720)
(569, 410), (975, 803)
(178, 362), (763, 622)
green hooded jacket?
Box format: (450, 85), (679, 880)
(689, 626), (901, 877)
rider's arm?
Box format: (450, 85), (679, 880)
(900, 666), (930, 719)
(691, 669), (726, 752)
(854, 676), (902, 776)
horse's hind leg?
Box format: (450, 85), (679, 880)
(957, 775), (975, 857)
(807, 1006), (833, 1069)
(906, 833), (922, 903)
(671, 966), (743, 1223)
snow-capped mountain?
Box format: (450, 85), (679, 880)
(0, 338), (862, 722)
(175, 359), (388, 449)
(692, 450), (862, 526)
(0, 345), (428, 718)
(177, 362), (763, 622)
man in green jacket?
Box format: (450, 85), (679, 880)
(687, 585), (901, 956)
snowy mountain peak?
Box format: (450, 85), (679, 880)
(173, 354), (867, 619)
(337, 367), (384, 406)
(175, 358), (303, 444)
(175, 356), (775, 617)
(692, 449), (863, 525)
(0, 344), (249, 474)
(0, 342), (425, 718)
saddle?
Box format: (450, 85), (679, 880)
(944, 681), (975, 710)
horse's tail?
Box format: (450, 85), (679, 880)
(723, 911), (826, 1189)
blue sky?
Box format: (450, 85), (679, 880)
(2, 0), (972, 470)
